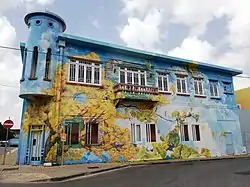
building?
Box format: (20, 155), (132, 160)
(235, 87), (250, 153)
(17, 11), (244, 166)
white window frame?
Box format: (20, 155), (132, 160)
(209, 81), (220, 98)
(131, 123), (142, 143)
(157, 73), (170, 93)
(68, 59), (102, 86)
(146, 124), (157, 142)
(193, 77), (205, 96)
(180, 124), (189, 141)
(119, 67), (147, 86)
(176, 75), (189, 94)
(191, 124), (201, 141)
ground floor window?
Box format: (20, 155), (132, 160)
(180, 124), (189, 141)
(192, 124), (201, 141)
(131, 124), (142, 143)
(146, 124), (156, 142)
(65, 123), (80, 145)
(85, 122), (99, 145)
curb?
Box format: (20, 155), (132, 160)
(4, 155), (250, 183)
(31, 164), (130, 183)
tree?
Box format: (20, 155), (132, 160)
(0, 122), (14, 140)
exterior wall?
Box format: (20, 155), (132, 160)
(239, 110), (250, 147)
(235, 87), (250, 110)
(18, 12), (244, 165)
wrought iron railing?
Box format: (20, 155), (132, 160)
(114, 83), (158, 95)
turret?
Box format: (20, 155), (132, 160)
(19, 11), (66, 100)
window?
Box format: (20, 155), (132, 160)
(223, 82), (232, 93)
(194, 77), (204, 95)
(158, 73), (169, 92)
(65, 123), (80, 145)
(68, 60), (101, 85)
(146, 124), (156, 142)
(21, 48), (28, 81)
(209, 81), (219, 97)
(180, 125), (189, 141)
(192, 125), (201, 141)
(131, 124), (142, 143)
(44, 48), (51, 80)
(30, 46), (38, 79)
(176, 75), (188, 94)
(85, 122), (99, 145)
(119, 68), (146, 85)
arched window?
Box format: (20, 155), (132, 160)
(44, 48), (51, 80)
(30, 46), (38, 79)
(21, 48), (28, 81)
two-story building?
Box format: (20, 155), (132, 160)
(17, 11), (244, 166)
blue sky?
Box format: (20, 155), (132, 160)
(0, 0), (250, 128)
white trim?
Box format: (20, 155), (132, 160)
(193, 77), (205, 96)
(119, 68), (147, 86)
(68, 59), (102, 86)
(209, 81), (220, 97)
(157, 73), (171, 93)
(131, 123), (142, 143)
(176, 75), (189, 94)
(191, 124), (201, 141)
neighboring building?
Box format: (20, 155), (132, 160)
(235, 87), (250, 153)
(17, 11), (244, 166)
(9, 129), (20, 147)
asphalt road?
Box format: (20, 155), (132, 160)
(2, 158), (250, 187)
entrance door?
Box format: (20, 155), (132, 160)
(225, 132), (234, 156)
(30, 130), (42, 165)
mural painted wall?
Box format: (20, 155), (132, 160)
(17, 11), (244, 166)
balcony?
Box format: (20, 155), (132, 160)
(114, 83), (158, 101)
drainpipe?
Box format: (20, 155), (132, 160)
(55, 40), (65, 165)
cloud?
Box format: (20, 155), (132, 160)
(92, 19), (100, 29)
(0, 0), (56, 128)
(120, 8), (165, 53)
(120, 0), (250, 90)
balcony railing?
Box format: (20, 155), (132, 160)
(114, 83), (158, 95)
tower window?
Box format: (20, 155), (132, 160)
(30, 46), (38, 79)
(21, 48), (28, 81)
(35, 20), (41, 25)
(44, 48), (51, 80)
(48, 22), (53, 27)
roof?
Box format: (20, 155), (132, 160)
(24, 11), (66, 32)
(59, 33), (242, 76)
(235, 87), (250, 110)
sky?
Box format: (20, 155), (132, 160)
(0, 0), (250, 129)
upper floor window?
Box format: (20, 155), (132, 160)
(176, 75), (188, 94)
(44, 48), (51, 80)
(223, 82), (233, 94)
(158, 73), (169, 92)
(209, 81), (219, 97)
(68, 59), (101, 85)
(119, 68), (146, 85)
(30, 46), (38, 79)
(194, 77), (204, 96)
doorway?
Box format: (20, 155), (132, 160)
(29, 125), (43, 165)
(224, 132), (234, 156)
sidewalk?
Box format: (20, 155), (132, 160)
(1, 154), (250, 183)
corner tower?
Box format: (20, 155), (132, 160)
(19, 11), (66, 99)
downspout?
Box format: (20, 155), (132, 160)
(56, 40), (65, 164)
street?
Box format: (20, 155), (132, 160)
(2, 158), (250, 187)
